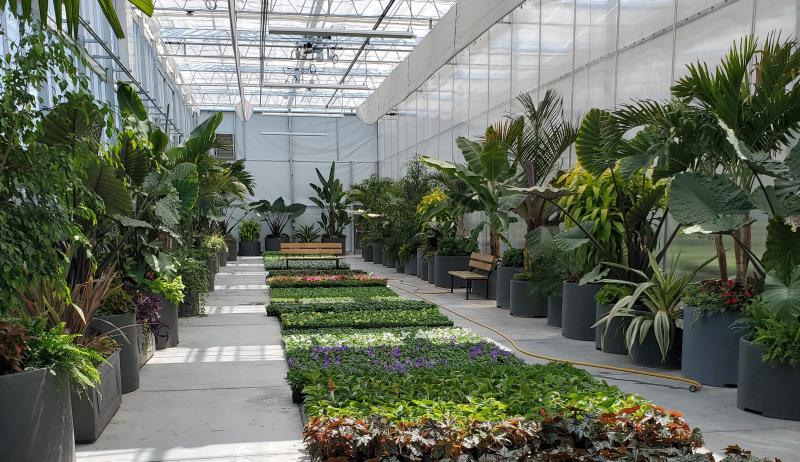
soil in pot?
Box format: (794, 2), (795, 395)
(155, 300), (179, 349)
(89, 312), (140, 393)
(547, 296), (563, 327)
(509, 279), (547, 317)
(561, 282), (601, 341)
(239, 241), (261, 256)
(595, 303), (628, 355)
(362, 244), (374, 262)
(682, 307), (742, 387)
(629, 329), (682, 369)
(373, 242), (383, 264)
(71, 349), (122, 443)
(496, 266), (521, 309)
(0, 369), (75, 462)
(737, 338), (800, 420)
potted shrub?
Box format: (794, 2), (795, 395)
(203, 234), (228, 270)
(681, 279), (753, 387)
(348, 175), (396, 262)
(433, 235), (477, 288)
(251, 197), (307, 251)
(238, 219), (261, 256)
(177, 257), (209, 318)
(594, 284), (631, 355)
(144, 276), (184, 349)
(596, 254), (712, 369)
(496, 248), (523, 309)
(509, 272), (547, 317)
(737, 298), (800, 420)
(0, 318), (104, 461)
(310, 163), (351, 252)
(91, 286), (140, 393)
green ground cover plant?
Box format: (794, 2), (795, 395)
(267, 299), (434, 317)
(269, 286), (399, 304)
(263, 253), (351, 271)
(281, 307), (452, 332)
(267, 274), (387, 289)
(266, 269), (365, 277)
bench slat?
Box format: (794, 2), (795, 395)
(282, 243), (342, 249)
(468, 260), (495, 272)
(281, 249), (340, 255)
(448, 271), (488, 280)
(470, 252), (496, 264)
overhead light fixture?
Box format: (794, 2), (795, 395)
(261, 131), (329, 137)
(269, 27), (416, 39)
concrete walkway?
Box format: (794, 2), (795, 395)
(77, 257), (306, 462)
(348, 256), (800, 461)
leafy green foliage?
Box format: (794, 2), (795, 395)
(238, 220), (260, 242)
(292, 224), (321, 243)
(309, 163), (351, 238)
(270, 286), (400, 304)
(143, 276), (186, 305)
(595, 284), (632, 305)
(97, 287), (134, 316)
(266, 269), (365, 278)
(177, 257), (209, 297)
(0, 321), (29, 375)
(3, 0), (153, 39)
(267, 299), (435, 318)
(512, 271), (534, 282)
(263, 252), (350, 271)
(744, 299), (800, 367)
(250, 197), (307, 237)
(267, 274), (387, 289)
(435, 235), (477, 257)
(682, 279), (755, 315)
(281, 307), (453, 332)
(500, 248), (524, 268)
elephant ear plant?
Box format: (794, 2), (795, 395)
(310, 163), (352, 239)
(250, 197), (307, 238)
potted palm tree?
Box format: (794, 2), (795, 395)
(251, 197), (307, 251)
(310, 163), (352, 253)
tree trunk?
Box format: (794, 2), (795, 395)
(734, 222), (752, 283)
(715, 234), (728, 283)
(490, 231), (501, 257)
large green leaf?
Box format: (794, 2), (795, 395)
(575, 108), (620, 176)
(553, 221), (595, 251)
(625, 183), (666, 227)
(762, 268), (800, 323)
(86, 162), (132, 215)
(153, 193), (182, 227)
(171, 163), (199, 212)
(762, 218), (800, 282)
(38, 93), (103, 147)
(455, 137), (485, 174)
(669, 172), (752, 234)
(116, 83), (148, 121)
(420, 156), (458, 175)
(118, 138), (149, 186)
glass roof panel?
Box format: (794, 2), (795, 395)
(150, 0), (457, 113)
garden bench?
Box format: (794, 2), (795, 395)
(280, 242), (343, 268)
(448, 252), (498, 300)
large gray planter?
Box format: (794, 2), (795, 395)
(496, 266), (522, 309)
(373, 242), (383, 264)
(155, 300), (179, 349)
(264, 236), (286, 252)
(71, 349), (122, 443)
(239, 240), (261, 256)
(404, 257), (417, 275)
(219, 250), (227, 267)
(225, 236), (237, 261)
(322, 236), (346, 254)
(547, 296), (563, 327)
(683, 307), (743, 387)
(427, 258), (436, 283)
(206, 258), (216, 292)
(90, 312), (140, 394)
(138, 324), (155, 368)
(737, 338), (800, 420)
(595, 303), (628, 355)
(561, 282), (601, 341)
(509, 279), (547, 317)
(0, 368), (74, 461)
(434, 255), (470, 288)
(362, 243), (374, 262)
(383, 254), (396, 268)
(416, 249), (428, 279)
(630, 329), (682, 369)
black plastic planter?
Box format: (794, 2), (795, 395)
(138, 324), (155, 368)
(629, 329), (682, 369)
(683, 307), (743, 387)
(71, 349), (122, 443)
(239, 240), (261, 256)
(373, 242), (383, 264)
(427, 258), (436, 283)
(595, 303), (629, 355)
(179, 292), (201, 317)
(225, 236), (238, 261)
(0, 369), (74, 461)
(264, 236), (284, 252)
(416, 249), (428, 279)
(155, 300), (179, 349)
(404, 257), (417, 275)
(90, 312), (140, 393)
(509, 279), (547, 317)
(561, 282), (601, 341)
(322, 236), (346, 254)
(362, 243), (374, 262)
(737, 338), (800, 420)
(496, 266), (521, 309)
(547, 296), (563, 327)
(434, 255), (470, 288)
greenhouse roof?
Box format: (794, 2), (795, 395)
(150, 0), (456, 114)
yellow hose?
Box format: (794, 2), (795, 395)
(386, 279), (703, 392)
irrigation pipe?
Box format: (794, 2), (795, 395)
(386, 279), (703, 392)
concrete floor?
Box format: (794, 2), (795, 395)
(77, 257), (307, 462)
(348, 256), (800, 461)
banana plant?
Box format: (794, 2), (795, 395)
(249, 197), (307, 238)
(309, 163), (352, 238)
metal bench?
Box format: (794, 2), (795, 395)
(448, 252), (498, 300)
(279, 242), (343, 269)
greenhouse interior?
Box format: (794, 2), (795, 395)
(4, 0), (800, 461)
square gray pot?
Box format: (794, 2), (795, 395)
(372, 242), (383, 264)
(180, 292), (201, 318)
(239, 240), (261, 256)
(90, 312), (140, 393)
(362, 243), (374, 262)
(383, 254), (396, 268)
(206, 257), (216, 292)
(682, 307), (742, 387)
(404, 257), (417, 275)
(496, 266), (521, 308)
(434, 255), (471, 288)
(225, 236), (238, 261)
(0, 368), (75, 461)
(219, 250), (228, 267)
(71, 349), (122, 443)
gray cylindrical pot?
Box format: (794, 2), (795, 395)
(239, 241), (261, 256)
(179, 292), (201, 318)
(683, 307), (743, 387)
(630, 329), (682, 369)
(155, 300), (179, 349)
(225, 236), (237, 261)
(427, 258), (436, 283)
(0, 369), (75, 461)
(219, 250), (227, 267)
(372, 242), (383, 264)
(737, 338), (800, 420)
(71, 349), (122, 443)
(362, 243), (374, 262)
(547, 296), (563, 327)
(90, 312), (140, 393)
(496, 266), (522, 308)
(206, 258), (216, 292)
(138, 324), (156, 368)
(561, 282), (601, 341)
(595, 303), (629, 355)
(509, 279), (547, 317)
(404, 256), (417, 275)
(434, 255), (470, 288)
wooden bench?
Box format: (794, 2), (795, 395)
(448, 252), (499, 300)
(279, 242), (343, 269)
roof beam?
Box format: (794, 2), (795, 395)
(267, 27), (415, 39)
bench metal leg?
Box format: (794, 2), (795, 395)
(450, 275), (454, 293)
(466, 280), (470, 300)
(336, 259), (339, 268)
(285, 259), (289, 269)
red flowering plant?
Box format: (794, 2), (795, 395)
(682, 278), (756, 318)
(267, 274), (387, 289)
